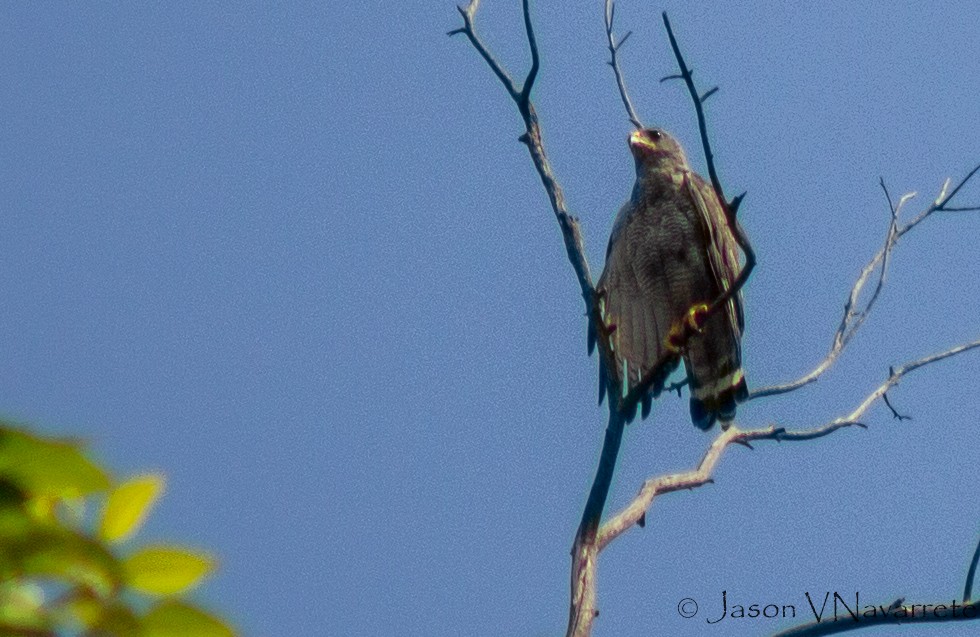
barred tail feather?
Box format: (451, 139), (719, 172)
(689, 369), (748, 430)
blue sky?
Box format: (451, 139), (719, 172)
(1, 2), (978, 636)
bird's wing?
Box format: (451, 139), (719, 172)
(682, 170), (748, 428)
(597, 202), (677, 412)
(684, 170), (744, 332)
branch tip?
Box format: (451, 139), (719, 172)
(616, 31), (632, 50)
(965, 534), (980, 602)
(882, 392), (911, 421)
(604, 0), (642, 127)
(700, 86), (719, 102)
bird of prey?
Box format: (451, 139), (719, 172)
(596, 127), (747, 429)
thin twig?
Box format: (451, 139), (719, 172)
(881, 392), (910, 421)
(966, 534), (980, 603)
(603, 0), (642, 129)
(661, 13), (724, 204)
(752, 166), (980, 399)
(449, 2), (520, 101)
(598, 339), (980, 549)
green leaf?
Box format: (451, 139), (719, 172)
(142, 601), (235, 637)
(0, 426), (110, 497)
(124, 546), (214, 595)
(15, 528), (122, 598)
(99, 475), (165, 543)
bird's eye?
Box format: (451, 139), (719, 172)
(649, 129), (662, 140)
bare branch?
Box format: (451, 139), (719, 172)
(567, 410), (625, 637)
(449, 2), (520, 101)
(881, 392), (910, 421)
(770, 599), (980, 636)
(598, 339), (980, 550)
(661, 13), (727, 211)
(966, 534), (980, 603)
(451, 6), (622, 637)
(660, 14), (755, 330)
(450, 0), (596, 314)
(751, 165), (980, 399)
(603, 0), (642, 129)
(519, 0), (539, 106)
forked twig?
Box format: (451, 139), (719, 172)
(752, 165), (980, 399)
(604, 0), (642, 129)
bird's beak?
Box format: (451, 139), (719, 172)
(629, 129), (657, 153)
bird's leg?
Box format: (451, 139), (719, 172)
(665, 302), (709, 353)
(595, 290), (619, 344)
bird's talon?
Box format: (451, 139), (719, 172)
(687, 303), (709, 332)
(665, 324), (685, 354)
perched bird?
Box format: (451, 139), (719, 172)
(596, 127), (747, 429)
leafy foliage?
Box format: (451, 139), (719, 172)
(0, 421), (235, 636)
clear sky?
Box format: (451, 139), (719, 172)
(1, 2), (978, 636)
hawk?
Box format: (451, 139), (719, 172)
(596, 127), (747, 429)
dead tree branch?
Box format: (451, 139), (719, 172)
(660, 13), (727, 212)
(774, 537), (980, 637)
(452, 4), (979, 637)
(449, 0), (595, 312)
(770, 599), (979, 636)
(752, 165), (980, 399)
(599, 339), (980, 548)
(604, 0), (642, 129)
(663, 11), (756, 313)
(966, 533), (980, 603)
(450, 5), (628, 636)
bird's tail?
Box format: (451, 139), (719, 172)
(689, 369), (748, 430)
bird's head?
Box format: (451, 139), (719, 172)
(628, 128), (688, 173)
